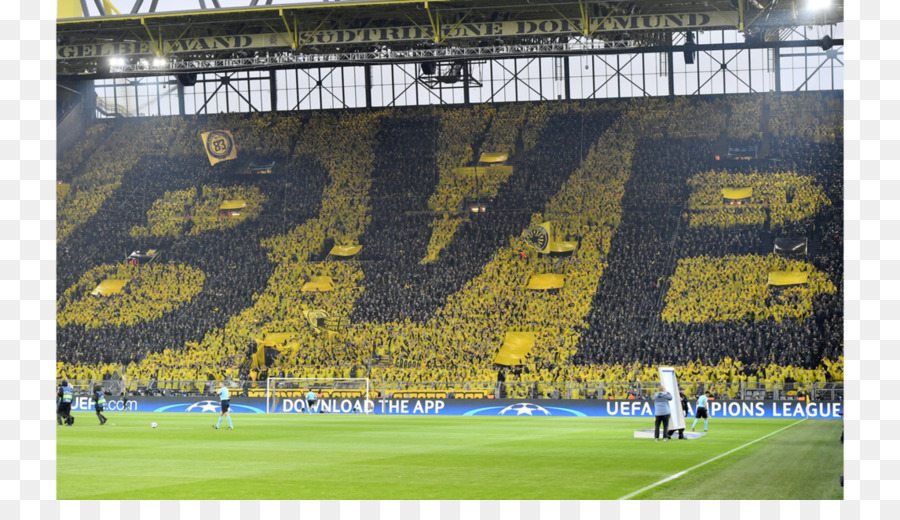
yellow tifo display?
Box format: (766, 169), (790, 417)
(525, 274), (565, 290)
(767, 270), (809, 286)
(478, 151), (509, 163)
(301, 276), (334, 292)
(547, 241), (577, 254)
(90, 279), (130, 296)
(721, 187), (752, 200)
(686, 171), (829, 228)
(451, 165), (514, 184)
(329, 245), (362, 257)
(218, 199), (246, 214)
(523, 221), (578, 255)
(493, 332), (535, 366)
(131, 185), (266, 238)
(250, 333), (301, 370)
(662, 254), (836, 324)
(200, 130), (238, 166)
(58, 263), (207, 329)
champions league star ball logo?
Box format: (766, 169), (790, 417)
(499, 403), (551, 416)
(186, 400), (221, 413)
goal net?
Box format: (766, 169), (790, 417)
(265, 377), (372, 414)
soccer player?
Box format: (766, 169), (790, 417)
(213, 382), (233, 430)
(93, 385), (108, 425)
(305, 389), (318, 414)
(691, 391), (711, 432)
(652, 385), (672, 442)
(57, 380), (74, 426)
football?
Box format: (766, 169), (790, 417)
(151, 422), (158, 428)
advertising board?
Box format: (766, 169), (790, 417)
(68, 396), (842, 419)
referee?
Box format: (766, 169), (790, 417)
(691, 391), (710, 432)
(213, 382), (233, 430)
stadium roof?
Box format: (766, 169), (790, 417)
(57, 0), (843, 78)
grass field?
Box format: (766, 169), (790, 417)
(57, 412), (843, 500)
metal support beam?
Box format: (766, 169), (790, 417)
(177, 80), (185, 116)
(424, 3), (441, 43)
(690, 43), (756, 95)
(487, 58), (545, 103)
(667, 49), (674, 96)
(364, 64), (373, 109)
(773, 47), (781, 92)
(130, 0), (143, 14)
(88, 38), (842, 81)
(463, 62), (470, 104)
(269, 70), (277, 111)
(792, 51), (840, 92)
(588, 53), (647, 99)
(93, 0), (106, 16)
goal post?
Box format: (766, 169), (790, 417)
(265, 377), (372, 414)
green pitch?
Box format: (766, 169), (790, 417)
(57, 413), (842, 500)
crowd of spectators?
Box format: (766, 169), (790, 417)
(572, 94), (843, 374)
(57, 111), (328, 369)
(57, 262), (206, 328)
(661, 254), (836, 324)
(57, 92), (844, 392)
(130, 185), (266, 238)
(686, 170), (830, 228)
(106, 110), (382, 382)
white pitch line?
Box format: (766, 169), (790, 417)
(618, 418), (808, 500)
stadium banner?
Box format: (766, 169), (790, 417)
(58, 13), (735, 59)
(67, 396), (842, 419)
(200, 130), (237, 166)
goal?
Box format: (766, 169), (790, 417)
(265, 377), (372, 414)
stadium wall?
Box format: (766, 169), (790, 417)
(68, 396), (842, 419)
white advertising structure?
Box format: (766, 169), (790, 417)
(658, 366), (685, 431)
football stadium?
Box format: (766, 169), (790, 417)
(56, 0), (844, 501)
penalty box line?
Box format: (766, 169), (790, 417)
(617, 418), (808, 500)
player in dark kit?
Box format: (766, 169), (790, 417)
(93, 385), (108, 425)
(668, 390), (689, 439)
(57, 380), (74, 426)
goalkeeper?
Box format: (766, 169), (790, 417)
(305, 389), (318, 414)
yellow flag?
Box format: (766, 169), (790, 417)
(200, 130), (238, 165)
(523, 221), (552, 254)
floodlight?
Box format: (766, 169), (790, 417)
(807, 0), (830, 9)
(108, 57), (125, 68)
(152, 57), (167, 68)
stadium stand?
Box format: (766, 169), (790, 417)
(57, 92), (843, 394)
